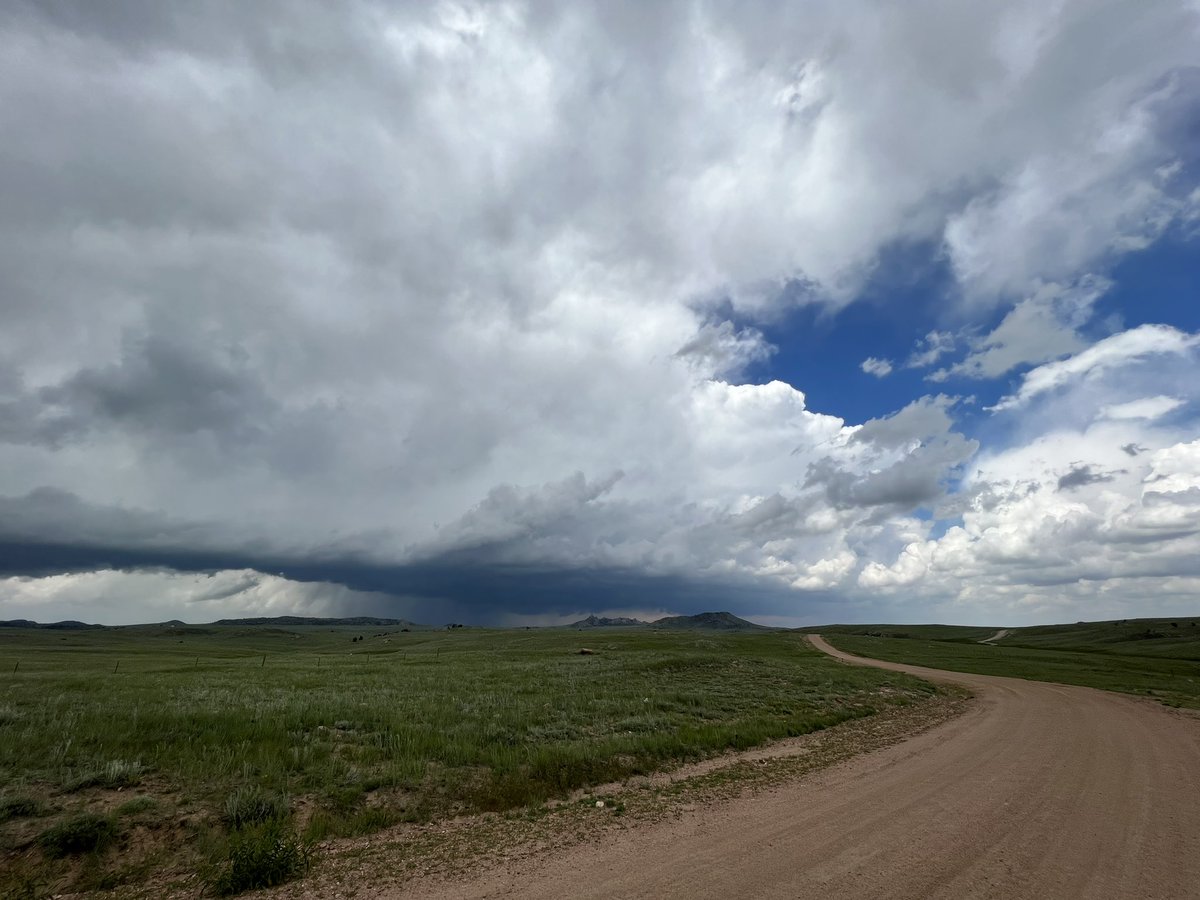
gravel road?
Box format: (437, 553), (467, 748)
(393, 633), (1200, 899)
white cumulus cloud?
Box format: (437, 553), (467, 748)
(861, 357), (894, 377)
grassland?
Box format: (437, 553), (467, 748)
(0, 624), (940, 896)
(818, 616), (1200, 709)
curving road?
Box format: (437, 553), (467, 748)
(399, 634), (1200, 900)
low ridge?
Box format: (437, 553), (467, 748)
(569, 614), (650, 627)
(652, 611), (767, 630)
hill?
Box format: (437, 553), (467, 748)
(816, 615), (1200, 708)
(805, 617), (1200, 660)
(567, 611), (769, 630)
(212, 615), (420, 628)
(569, 614), (649, 627)
(651, 611), (767, 630)
(803, 623), (999, 641)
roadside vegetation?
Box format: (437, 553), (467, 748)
(818, 617), (1200, 709)
(0, 624), (939, 896)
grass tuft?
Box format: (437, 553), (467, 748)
(304, 804), (415, 841)
(208, 821), (310, 896)
(0, 795), (43, 822)
(115, 795), (158, 817)
(66, 758), (144, 791)
(221, 786), (290, 830)
(37, 813), (119, 857)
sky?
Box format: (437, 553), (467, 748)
(2, 0), (1199, 628)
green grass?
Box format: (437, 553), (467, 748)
(0, 624), (939, 895)
(805, 623), (1000, 641)
(221, 786), (290, 830)
(993, 617), (1200, 659)
(822, 616), (1200, 709)
(36, 813), (119, 857)
(0, 795), (43, 823)
(114, 795), (158, 817)
(207, 820), (311, 896)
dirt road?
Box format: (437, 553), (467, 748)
(388, 634), (1200, 899)
(979, 628), (1011, 643)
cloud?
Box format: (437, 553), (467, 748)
(942, 67), (1200, 303)
(0, 487), (221, 553)
(0, 568), (395, 627)
(675, 321), (775, 378)
(860, 357), (894, 377)
(1057, 464), (1119, 491)
(905, 331), (956, 369)
(990, 325), (1199, 411)
(860, 346), (1200, 620)
(851, 394), (958, 449)
(1100, 395), (1185, 421)
(936, 277), (1111, 381)
(806, 396), (978, 512)
(1, 2), (1199, 624)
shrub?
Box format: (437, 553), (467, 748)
(209, 822), (310, 896)
(37, 813), (119, 857)
(221, 786), (289, 830)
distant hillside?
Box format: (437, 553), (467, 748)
(806, 618), (1200, 660)
(213, 616), (419, 628)
(803, 624), (999, 641)
(0, 611), (777, 632)
(651, 611), (767, 630)
(566, 611), (768, 630)
(569, 614), (649, 627)
(1, 615), (422, 630)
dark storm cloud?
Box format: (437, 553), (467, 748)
(0, 487), (220, 550)
(0, 534), (797, 626)
(44, 333), (276, 444)
(0, 368), (79, 448)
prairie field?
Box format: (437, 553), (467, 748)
(818, 617), (1200, 709)
(0, 624), (937, 896)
